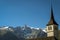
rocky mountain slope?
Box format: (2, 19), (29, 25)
(0, 25), (47, 40)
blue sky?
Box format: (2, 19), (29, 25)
(0, 0), (60, 29)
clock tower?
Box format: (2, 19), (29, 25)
(46, 7), (58, 39)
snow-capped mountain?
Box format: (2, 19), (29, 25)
(0, 27), (8, 30)
(0, 25), (47, 39)
(0, 26), (14, 32)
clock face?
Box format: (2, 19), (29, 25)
(48, 26), (52, 30)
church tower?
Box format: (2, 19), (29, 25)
(46, 7), (58, 39)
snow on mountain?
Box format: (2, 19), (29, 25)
(19, 26), (47, 39)
(43, 30), (47, 33)
(0, 26), (8, 30)
(30, 27), (40, 30)
(0, 26), (47, 39)
(0, 26), (14, 32)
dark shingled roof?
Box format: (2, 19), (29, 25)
(46, 7), (58, 26)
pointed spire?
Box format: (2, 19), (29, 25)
(50, 0), (54, 20)
(51, 5), (54, 20)
(46, 5), (58, 26)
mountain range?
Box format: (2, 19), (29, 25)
(0, 25), (47, 40)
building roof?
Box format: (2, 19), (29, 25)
(27, 36), (57, 40)
(46, 7), (58, 26)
